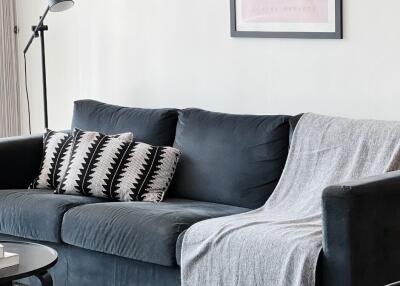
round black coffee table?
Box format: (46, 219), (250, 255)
(0, 241), (57, 286)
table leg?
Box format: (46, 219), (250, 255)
(35, 271), (53, 286)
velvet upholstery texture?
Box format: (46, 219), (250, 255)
(71, 100), (179, 146)
(0, 190), (104, 243)
(170, 109), (291, 209)
(0, 234), (181, 286)
(61, 199), (248, 266)
(0, 134), (43, 189)
(322, 171), (400, 286)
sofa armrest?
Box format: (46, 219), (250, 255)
(322, 171), (400, 286)
(0, 134), (43, 189)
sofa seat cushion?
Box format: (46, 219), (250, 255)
(0, 190), (104, 243)
(61, 199), (249, 267)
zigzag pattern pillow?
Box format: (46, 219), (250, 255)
(31, 130), (74, 189)
(58, 129), (181, 202)
(31, 129), (134, 190)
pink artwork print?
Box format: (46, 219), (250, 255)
(241, 0), (329, 23)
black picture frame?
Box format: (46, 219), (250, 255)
(230, 0), (343, 39)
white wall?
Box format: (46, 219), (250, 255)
(16, 0), (400, 134)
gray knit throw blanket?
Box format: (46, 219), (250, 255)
(181, 113), (400, 286)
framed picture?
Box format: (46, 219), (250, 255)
(230, 0), (342, 39)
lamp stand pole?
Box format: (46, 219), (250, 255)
(24, 7), (50, 129)
(34, 22), (49, 129)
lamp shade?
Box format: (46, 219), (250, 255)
(48, 0), (74, 12)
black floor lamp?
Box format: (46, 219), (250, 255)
(24, 0), (75, 130)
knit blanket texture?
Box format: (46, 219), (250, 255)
(181, 113), (400, 286)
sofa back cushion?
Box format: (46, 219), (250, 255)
(71, 100), (179, 146)
(169, 109), (291, 209)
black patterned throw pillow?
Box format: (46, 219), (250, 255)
(30, 130), (74, 190)
(31, 129), (134, 190)
(57, 129), (181, 202)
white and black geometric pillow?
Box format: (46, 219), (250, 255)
(31, 129), (134, 190)
(30, 129), (74, 190)
(57, 129), (181, 202)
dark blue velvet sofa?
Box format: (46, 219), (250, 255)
(1, 100), (400, 286)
